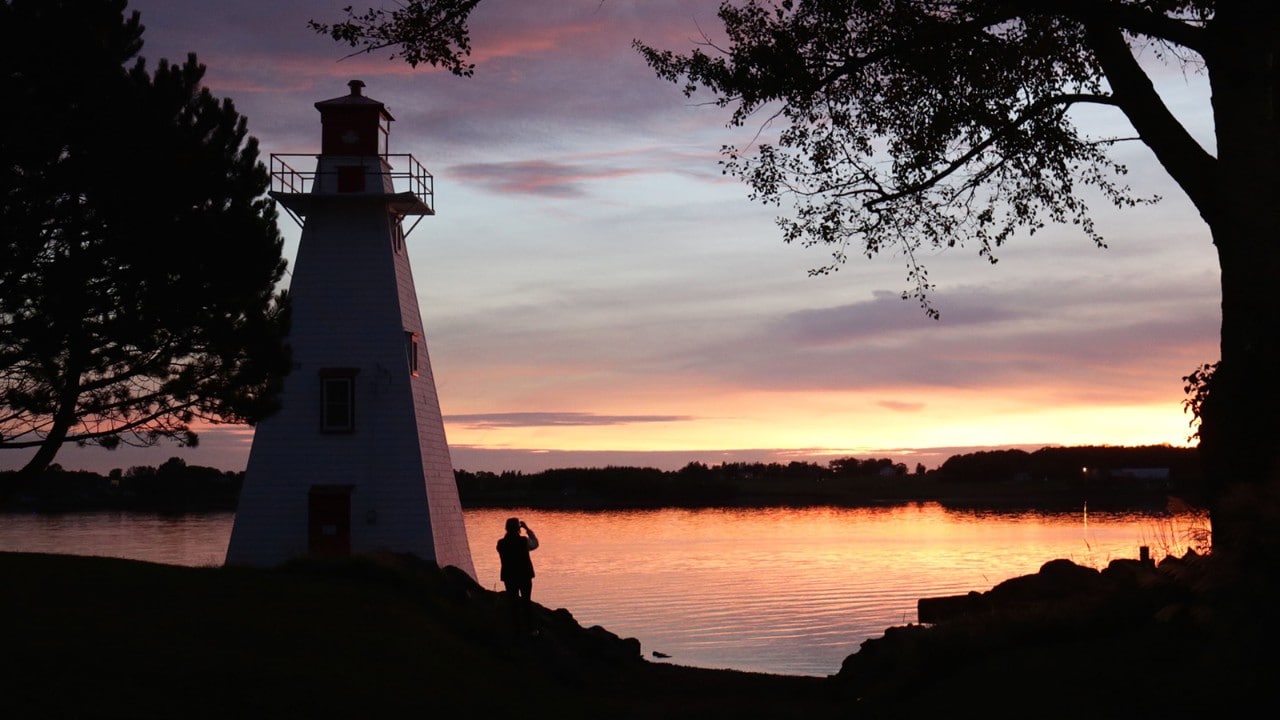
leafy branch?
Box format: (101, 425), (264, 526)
(308, 1), (480, 75)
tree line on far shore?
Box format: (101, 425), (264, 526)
(0, 444), (1201, 514)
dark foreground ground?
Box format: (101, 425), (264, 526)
(1, 549), (1275, 719)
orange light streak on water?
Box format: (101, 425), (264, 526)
(465, 504), (1205, 676)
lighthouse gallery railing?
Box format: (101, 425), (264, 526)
(268, 153), (434, 209)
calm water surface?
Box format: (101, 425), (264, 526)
(0, 504), (1205, 676)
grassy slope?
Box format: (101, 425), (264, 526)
(5, 549), (1277, 719)
(0, 552), (840, 719)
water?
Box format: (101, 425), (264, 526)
(0, 503), (1205, 677)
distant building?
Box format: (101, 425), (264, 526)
(1109, 467), (1172, 490)
(1110, 468), (1171, 481)
(1081, 466), (1172, 492)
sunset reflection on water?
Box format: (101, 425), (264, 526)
(465, 504), (1205, 676)
(0, 503), (1205, 677)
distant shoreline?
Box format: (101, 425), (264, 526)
(2, 443), (1204, 514)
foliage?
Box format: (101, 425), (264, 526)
(937, 444), (1201, 491)
(0, 0), (290, 476)
(1181, 360), (1217, 441)
(0, 457), (243, 512)
(308, 0), (481, 75)
(450, 448), (1190, 509)
(632, 1), (1222, 317)
(829, 456), (906, 476)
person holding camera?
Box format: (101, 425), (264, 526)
(497, 517), (539, 638)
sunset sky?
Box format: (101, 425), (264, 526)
(8, 0), (1220, 475)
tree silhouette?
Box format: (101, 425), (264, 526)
(0, 0), (290, 480)
(634, 1), (1275, 555)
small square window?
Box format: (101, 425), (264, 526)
(319, 368), (358, 432)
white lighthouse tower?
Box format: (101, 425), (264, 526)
(225, 80), (475, 577)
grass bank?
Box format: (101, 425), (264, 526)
(2, 549), (1274, 718)
(0, 551), (838, 719)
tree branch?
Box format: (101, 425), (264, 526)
(0, 399), (202, 449)
(1026, 0), (1209, 52)
(867, 92), (1119, 207)
(1084, 23), (1219, 221)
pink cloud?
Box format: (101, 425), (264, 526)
(448, 158), (649, 197)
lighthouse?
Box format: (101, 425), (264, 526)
(225, 80), (475, 578)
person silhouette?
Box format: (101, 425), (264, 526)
(496, 517), (539, 638)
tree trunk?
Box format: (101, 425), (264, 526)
(18, 428), (67, 479)
(16, 388), (77, 480)
(1200, 4), (1280, 559)
(1203, 218), (1280, 559)
(16, 332), (85, 482)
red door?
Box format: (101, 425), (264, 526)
(308, 485), (353, 557)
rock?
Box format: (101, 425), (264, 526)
(917, 591), (987, 623)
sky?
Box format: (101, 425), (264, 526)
(5, 0), (1221, 475)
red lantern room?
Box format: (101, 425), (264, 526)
(316, 79), (390, 157)
(268, 79), (434, 228)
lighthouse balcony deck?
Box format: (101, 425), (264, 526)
(269, 153), (435, 217)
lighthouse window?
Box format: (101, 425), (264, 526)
(406, 331), (420, 376)
(319, 368), (358, 432)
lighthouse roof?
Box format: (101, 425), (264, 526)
(315, 79), (395, 121)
